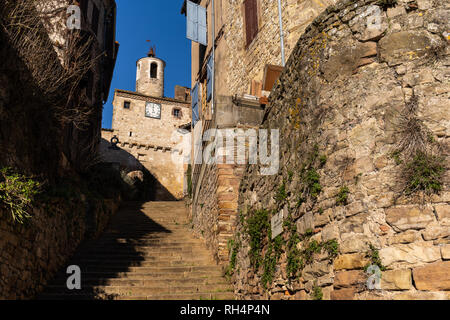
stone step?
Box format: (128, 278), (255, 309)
(44, 283), (233, 296)
(38, 291), (235, 301)
(48, 276), (229, 287)
(70, 251), (211, 260)
(68, 258), (214, 267)
(51, 270), (225, 281)
(75, 246), (208, 254)
(63, 265), (224, 274)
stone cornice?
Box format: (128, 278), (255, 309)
(115, 89), (191, 108)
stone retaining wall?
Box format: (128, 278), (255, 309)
(0, 197), (120, 299)
(229, 0), (449, 300)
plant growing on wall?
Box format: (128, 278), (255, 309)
(393, 95), (446, 200)
(0, 167), (41, 224)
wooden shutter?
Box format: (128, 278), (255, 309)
(245, 0), (258, 47)
(186, 1), (199, 42)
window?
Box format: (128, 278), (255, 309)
(124, 101), (130, 109)
(244, 0), (258, 47)
(92, 3), (100, 36)
(172, 108), (182, 118)
(129, 131), (133, 137)
(150, 63), (158, 79)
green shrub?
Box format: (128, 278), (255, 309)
(274, 182), (288, 203)
(336, 186), (349, 206)
(305, 168), (322, 198)
(246, 209), (270, 269)
(0, 167), (41, 224)
(404, 152), (445, 195)
(312, 285), (323, 300)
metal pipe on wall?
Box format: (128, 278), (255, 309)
(277, 0), (285, 67)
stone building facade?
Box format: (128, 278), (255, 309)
(100, 50), (191, 200)
(226, 0), (449, 300)
(181, 0), (338, 263)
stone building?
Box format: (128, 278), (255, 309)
(101, 49), (191, 200)
(181, 0), (337, 263)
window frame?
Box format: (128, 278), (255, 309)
(150, 62), (158, 79)
(172, 108), (182, 119)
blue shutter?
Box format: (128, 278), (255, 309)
(186, 1), (198, 42)
(191, 83), (199, 127)
(206, 54), (213, 102)
(197, 5), (207, 46)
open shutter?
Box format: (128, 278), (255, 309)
(198, 5), (207, 46)
(244, 0), (258, 46)
(191, 83), (199, 127)
(206, 54), (213, 102)
(186, 1), (198, 42)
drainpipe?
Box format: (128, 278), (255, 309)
(277, 0), (285, 67)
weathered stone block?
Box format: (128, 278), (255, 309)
(435, 204), (450, 224)
(302, 261), (333, 281)
(380, 269), (412, 290)
(385, 206), (435, 231)
(379, 31), (432, 66)
(441, 245), (450, 260)
(379, 244), (441, 267)
(412, 261), (450, 291)
(340, 235), (369, 254)
(330, 287), (356, 300)
(322, 223), (340, 242)
(334, 253), (370, 270)
(387, 230), (421, 245)
(334, 270), (366, 288)
(296, 212), (314, 235)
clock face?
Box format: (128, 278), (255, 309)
(145, 102), (161, 119)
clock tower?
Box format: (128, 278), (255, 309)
(103, 48), (191, 201)
(136, 47), (165, 98)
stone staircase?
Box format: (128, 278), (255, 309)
(38, 201), (234, 300)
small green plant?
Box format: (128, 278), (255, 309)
(0, 167), (41, 224)
(261, 235), (282, 289)
(322, 239), (339, 259)
(364, 244), (386, 272)
(305, 168), (322, 199)
(274, 182), (288, 203)
(312, 285), (323, 300)
(319, 155), (327, 167)
(336, 186), (349, 206)
(285, 216), (302, 279)
(225, 238), (240, 278)
(404, 152), (445, 196)
(287, 170), (294, 182)
(391, 150), (403, 165)
(246, 209), (270, 269)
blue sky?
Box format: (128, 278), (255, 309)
(102, 0), (191, 129)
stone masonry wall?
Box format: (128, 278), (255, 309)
(224, 0), (338, 96)
(228, 0), (449, 300)
(192, 162), (245, 263)
(0, 197), (119, 299)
